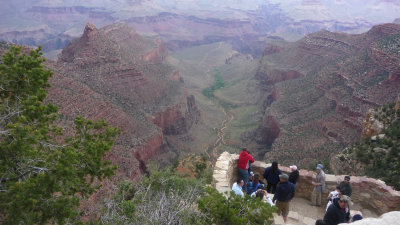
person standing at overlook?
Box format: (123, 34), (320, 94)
(288, 165), (299, 187)
(272, 174), (295, 225)
(263, 161), (281, 194)
(311, 163), (326, 206)
(237, 147), (254, 192)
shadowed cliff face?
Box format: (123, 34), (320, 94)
(253, 23), (400, 166)
(44, 22), (200, 217)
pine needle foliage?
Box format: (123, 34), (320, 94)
(198, 187), (276, 225)
(0, 46), (119, 224)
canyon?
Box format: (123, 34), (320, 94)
(42, 22), (200, 216)
(1, 1), (400, 221)
(253, 23), (400, 167)
(2, 0), (400, 57)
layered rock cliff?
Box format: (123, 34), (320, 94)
(330, 97), (399, 190)
(4, 1), (400, 56)
(253, 23), (400, 166)
(45, 22), (200, 216)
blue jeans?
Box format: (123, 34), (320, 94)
(238, 168), (249, 192)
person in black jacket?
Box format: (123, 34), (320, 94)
(321, 195), (352, 225)
(272, 174), (295, 225)
(288, 165), (299, 187)
(263, 161), (281, 194)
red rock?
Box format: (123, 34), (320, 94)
(43, 22), (200, 217)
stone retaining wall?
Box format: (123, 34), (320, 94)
(212, 152), (400, 215)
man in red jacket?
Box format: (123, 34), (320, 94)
(237, 147), (255, 192)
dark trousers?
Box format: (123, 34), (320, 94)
(267, 182), (278, 194)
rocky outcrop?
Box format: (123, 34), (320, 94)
(214, 152), (400, 216)
(340, 211), (400, 225)
(256, 69), (305, 86)
(360, 109), (384, 139)
(51, 22), (201, 167)
(44, 22), (200, 216)
(395, 95), (400, 114)
(330, 152), (366, 176)
(255, 115), (280, 146)
(139, 38), (168, 63)
(152, 95), (200, 135)
(263, 44), (283, 55)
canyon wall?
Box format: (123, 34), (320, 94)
(43, 22), (200, 218)
(213, 152), (400, 216)
(253, 23), (400, 166)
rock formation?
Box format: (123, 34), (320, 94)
(3, 1), (400, 56)
(330, 95), (399, 187)
(44, 22), (200, 216)
(253, 23), (400, 166)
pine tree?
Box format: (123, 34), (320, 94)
(0, 46), (119, 224)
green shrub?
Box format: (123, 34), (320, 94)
(198, 187), (276, 225)
(0, 46), (119, 224)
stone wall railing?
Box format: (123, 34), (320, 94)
(212, 152), (400, 215)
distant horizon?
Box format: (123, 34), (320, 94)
(1, 0), (399, 54)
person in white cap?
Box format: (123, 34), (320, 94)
(311, 163), (326, 206)
(288, 165), (299, 187)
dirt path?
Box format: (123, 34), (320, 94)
(203, 101), (235, 163)
(198, 42), (236, 162)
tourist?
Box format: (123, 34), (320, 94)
(237, 147), (255, 192)
(321, 195), (352, 225)
(232, 178), (244, 197)
(247, 174), (264, 195)
(326, 186), (342, 211)
(338, 175), (352, 197)
(263, 161), (282, 194)
(272, 174), (295, 225)
(252, 189), (274, 206)
(311, 163), (326, 206)
(288, 165), (299, 187)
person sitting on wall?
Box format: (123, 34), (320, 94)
(318, 195), (352, 225)
(232, 178), (244, 197)
(326, 186), (342, 211)
(338, 175), (352, 197)
(247, 174), (264, 195)
(263, 161), (282, 194)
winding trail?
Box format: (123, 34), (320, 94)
(203, 97), (236, 163)
(198, 42), (237, 162)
